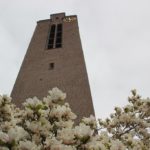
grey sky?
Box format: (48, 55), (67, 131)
(0, 0), (150, 119)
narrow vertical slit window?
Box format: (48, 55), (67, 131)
(47, 25), (56, 49)
(49, 63), (54, 70)
(55, 24), (62, 48)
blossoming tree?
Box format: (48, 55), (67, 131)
(0, 88), (149, 150)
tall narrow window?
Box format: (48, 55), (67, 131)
(47, 25), (56, 49)
(55, 24), (62, 48)
(49, 63), (54, 70)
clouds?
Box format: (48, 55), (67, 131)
(0, 0), (150, 118)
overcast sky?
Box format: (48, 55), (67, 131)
(0, 0), (150, 119)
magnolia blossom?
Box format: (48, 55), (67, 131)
(48, 87), (66, 102)
(57, 128), (75, 144)
(82, 115), (97, 129)
(23, 96), (43, 109)
(8, 126), (29, 142)
(85, 136), (107, 150)
(0, 131), (9, 143)
(50, 105), (76, 120)
(19, 140), (42, 150)
(74, 123), (94, 139)
(0, 88), (149, 150)
(110, 140), (126, 150)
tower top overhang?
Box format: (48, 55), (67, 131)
(37, 13), (77, 23)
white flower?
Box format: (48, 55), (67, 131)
(99, 132), (110, 143)
(55, 120), (74, 128)
(74, 123), (93, 139)
(48, 87), (66, 102)
(19, 140), (41, 150)
(0, 95), (12, 106)
(23, 97), (43, 109)
(0, 147), (9, 150)
(82, 115), (97, 128)
(0, 88), (149, 149)
(32, 134), (41, 145)
(51, 144), (76, 150)
(85, 137), (106, 150)
(1, 104), (12, 114)
(45, 137), (62, 148)
(50, 105), (76, 120)
(0, 131), (9, 143)
(8, 126), (29, 142)
(38, 108), (49, 117)
(115, 107), (122, 114)
(43, 96), (53, 106)
(47, 138), (76, 150)
(25, 107), (34, 117)
(57, 128), (75, 144)
(110, 140), (126, 150)
(119, 113), (131, 123)
(26, 118), (52, 135)
(26, 121), (40, 133)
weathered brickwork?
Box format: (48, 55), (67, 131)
(11, 13), (95, 122)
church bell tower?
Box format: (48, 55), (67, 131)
(11, 13), (95, 121)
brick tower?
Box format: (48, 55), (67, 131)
(11, 13), (95, 121)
